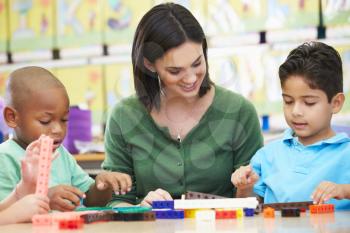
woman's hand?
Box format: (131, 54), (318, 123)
(140, 188), (173, 207)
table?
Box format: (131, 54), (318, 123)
(1, 211), (349, 233)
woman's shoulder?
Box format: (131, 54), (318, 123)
(109, 95), (148, 123)
(213, 85), (256, 113)
(110, 95), (145, 114)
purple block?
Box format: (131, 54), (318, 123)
(63, 107), (92, 154)
(154, 210), (184, 219)
(244, 208), (255, 217)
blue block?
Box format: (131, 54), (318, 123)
(154, 210), (184, 219)
(243, 208), (255, 217)
(152, 200), (174, 209)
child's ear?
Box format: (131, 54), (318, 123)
(143, 58), (156, 73)
(4, 106), (18, 128)
(331, 93), (345, 114)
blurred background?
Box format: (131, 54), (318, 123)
(0, 0), (349, 143)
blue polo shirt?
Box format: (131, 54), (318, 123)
(252, 128), (350, 210)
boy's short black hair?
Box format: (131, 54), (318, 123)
(279, 41), (343, 102)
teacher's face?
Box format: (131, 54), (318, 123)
(153, 41), (206, 100)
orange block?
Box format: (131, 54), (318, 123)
(263, 207), (275, 218)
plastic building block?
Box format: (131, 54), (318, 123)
(195, 210), (216, 221)
(263, 207), (275, 218)
(35, 136), (53, 196)
(154, 209), (185, 219)
(152, 200), (174, 209)
(58, 218), (84, 230)
(32, 214), (52, 226)
(215, 209), (236, 219)
(236, 208), (243, 218)
(263, 201), (313, 211)
(116, 206), (152, 213)
(80, 211), (116, 223)
(174, 197), (258, 209)
(184, 209), (197, 218)
(114, 212), (156, 221)
(244, 208), (255, 217)
(281, 208), (300, 217)
(309, 204), (335, 214)
(76, 206), (114, 212)
(185, 191), (226, 199)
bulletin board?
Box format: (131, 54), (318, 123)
(103, 0), (153, 46)
(0, 0), (7, 53)
(54, 65), (104, 125)
(263, 0), (319, 30)
(323, 0), (350, 26)
(104, 62), (134, 111)
(206, 0), (266, 36)
(55, 0), (103, 49)
(0, 70), (10, 96)
(334, 43), (350, 112)
(9, 0), (54, 52)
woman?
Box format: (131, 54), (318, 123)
(102, 3), (263, 207)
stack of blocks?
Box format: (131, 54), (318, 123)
(152, 201), (185, 219)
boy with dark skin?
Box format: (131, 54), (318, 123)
(0, 66), (132, 211)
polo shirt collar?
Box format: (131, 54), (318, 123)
(282, 128), (350, 147)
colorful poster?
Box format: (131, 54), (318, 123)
(104, 62), (134, 112)
(103, 0), (153, 46)
(0, 70), (10, 96)
(9, 0), (54, 52)
(264, 0), (318, 30)
(56, 0), (103, 49)
(323, 0), (350, 26)
(208, 45), (286, 115)
(54, 65), (104, 125)
(0, 0), (7, 53)
(207, 0), (266, 35)
(333, 43), (350, 112)
(206, 0), (318, 36)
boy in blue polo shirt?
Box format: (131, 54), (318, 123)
(232, 41), (350, 209)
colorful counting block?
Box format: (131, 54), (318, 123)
(154, 210), (185, 219)
(244, 208), (255, 217)
(58, 218), (84, 230)
(263, 201), (313, 211)
(184, 209), (197, 218)
(35, 136), (53, 196)
(309, 204), (335, 214)
(263, 207), (275, 218)
(152, 200), (174, 209)
(195, 210), (216, 221)
(281, 208), (300, 217)
(80, 211), (115, 223)
(32, 214), (52, 226)
(215, 209), (236, 219)
(236, 208), (243, 218)
(185, 191), (226, 199)
(116, 206), (152, 213)
(114, 212), (156, 221)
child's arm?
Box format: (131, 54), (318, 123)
(0, 194), (49, 225)
(84, 171), (132, 207)
(0, 148), (39, 210)
(231, 165), (259, 197)
(311, 181), (350, 204)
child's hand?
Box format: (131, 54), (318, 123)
(311, 181), (347, 204)
(231, 165), (259, 190)
(95, 171), (132, 195)
(140, 188), (173, 207)
(10, 194), (50, 223)
(48, 185), (85, 212)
